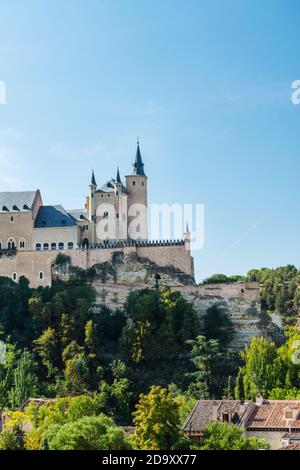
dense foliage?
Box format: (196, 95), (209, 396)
(1, 265), (300, 450)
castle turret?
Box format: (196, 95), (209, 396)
(125, 140), (148, 240)
(88, 170), (97, 242)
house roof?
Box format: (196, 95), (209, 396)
(183, 399), (300, 434)
(182, 400), (254, 433)
(247, 400), (300, 429)
(34, 205), (77, 228)
(0, 190), (38, 212)
(278, 443), (300, 450)
(20, 397), (57, 411)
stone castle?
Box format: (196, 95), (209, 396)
(0, 141), (193, 287)
(0, 141), (279, 348)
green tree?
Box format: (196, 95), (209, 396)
(8, 350), (39, 408)
(131, 386), (181, 450)
(199, 422), (269, 450)
(43, 415), (131, 450)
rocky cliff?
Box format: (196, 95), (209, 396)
(53, 251), (282, 349)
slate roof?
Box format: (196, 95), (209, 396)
(182, 400), (254, 433)
(98, 178), (128, 194)
(68, 209), (89, 222)
(34, 205), (77, 228)
(133, 142), (145, 176)
(0, 191), (37, 212)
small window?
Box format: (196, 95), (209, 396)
(39, 272), (44, 280)
(116, 191), (119, 196)
(0, 241), (2, 250)
(116, 213), (119, 219)
(86, 225), (89, 230)
(10, 216), (14, 222)
(107, 194), (110, 197)
(222, 413), (230, 423)
(36, 243), (41, 251)
(43, 243), (49, 251)
(8, 239), (15, 250)
(19, 239), (25, 249)
(51, 243), (56, 250)
(12, 272), (17, 281)
(67, 242), (74, 249)
(285, 411), (293, 419)
(58, 242), (64, 250)
(142, 181), (144, 186)
(103, 211), (109, 219)
(133, 181), (136, 186)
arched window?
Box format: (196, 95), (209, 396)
(12, 272), (17, 281)
(43, 243), (49, 251)
(103, 211), (109, 219)
(7, 238), (15, 250)
(35, 243), (41, 251)
(10, 216), (14, 223)
(67, 242), (74, 249)
(39, 272), (44, 280)
(58, 242), (64, 250)
(51, 242), (56, 250)
(19, 239), (26, 249)
(132, 181), (136, 186)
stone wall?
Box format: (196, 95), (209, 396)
(0, 240), (193, 287)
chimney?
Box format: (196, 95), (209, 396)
(256, 395), (264, 406)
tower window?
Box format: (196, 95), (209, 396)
(133, 181), (136, 186)
(10, 216), (14, 222)
(103, 211), (109, 219)
(39, 272), (44, 280)
(142, 181), (144, 186)
(12, 272), (17, 281)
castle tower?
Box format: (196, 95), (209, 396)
(88, 170), (97, 243)
(125, 140), (148, 240)
(114, 167), (127, 240)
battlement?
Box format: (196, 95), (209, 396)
(87, 239), (186, 249)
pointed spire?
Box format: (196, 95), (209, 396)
(91, 169), (97, 186)
(133, 139), (146, 176)
(116, 167), (121, 183)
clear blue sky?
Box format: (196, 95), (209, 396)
(0, 0), (299, 281)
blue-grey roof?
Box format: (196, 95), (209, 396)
(0, 191), (37, 212)
(98, 178), (128, 194)
(68, 209), (89, 222)
(132, 142), (146, 176)
(34, 205), (77, 228)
